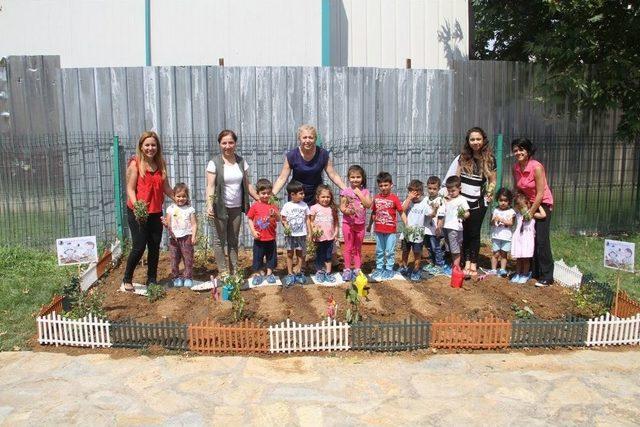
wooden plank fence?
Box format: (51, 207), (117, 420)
(614, 291), (640, 318)
(111, 319), (188, 350)
(587, 313), (640, 346)
(350, 318), (430, 351)
(430, 315), (512, 349)
(38, 295), (64, 317)
(188, 319), (269, 354)
(269, 318), (350, 353)
(511, 317), (587, 347)
(37, 312), (111, 348)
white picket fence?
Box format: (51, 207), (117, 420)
(269, 318), (350, 353)
(587, 313), (640, 346)
(553, 259), (583, 289)
(37, 312), (112, 348)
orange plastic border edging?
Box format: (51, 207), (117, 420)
(38, 295), (64, 317)
(430, 314), (512, 349)
(188, 319), (269, 354)
(614, 291), (640, 318)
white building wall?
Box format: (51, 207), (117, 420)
(0, 0), (467, 69)
(334, 0), (468, 69)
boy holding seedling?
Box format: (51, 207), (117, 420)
(399, 179), (430, 282)
(247, 179), (280, 286)
(439, 176), (470, 274)
(423, 176), (446, 274)
(281, 180), (312, 287)
(367, 172), (407, 281)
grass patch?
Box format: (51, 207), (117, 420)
(0, 246), (73, 350)
(551, 232), (640, 300)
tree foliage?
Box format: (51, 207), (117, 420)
(472, 0), (640, 138)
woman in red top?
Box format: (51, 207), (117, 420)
(122, 131), (175, 291)
(511, 138), (554, 287)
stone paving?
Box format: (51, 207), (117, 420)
(0, 349), (639, 426)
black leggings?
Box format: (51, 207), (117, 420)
(123, 208), (163, 284)
(462, 205), (487, 265)
(533, 205), (554, 282)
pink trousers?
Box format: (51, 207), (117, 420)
(342, 222), (365, 269)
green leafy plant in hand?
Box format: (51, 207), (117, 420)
(457, 206), (466, 219)
(132, 200), (149, 224)
(268, 195), (280, 206)
(403, 226), (423, 242)
(306, 228), (324, 258)
(146, 283), (166, 302)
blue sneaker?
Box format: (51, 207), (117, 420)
(295, 273), (307, 285)
(510, 274), (522, 284)
(173, 278), (183, 288)
(398, 266), (409, 277)
(518, 272), (532, 284)
(324, 273), (336, 283)
(498, 269), (508, 277)
(315, 270), (326, 283)
(383, 269), (396, 280)
(183, 279), (193, 288)
(370, 269), (384, 281)
(410, 270), (422, 282)
(284, 274), (295, 287)
(266, 274), (277, 284)
(252, 275), (264, 286)
(441, 265), (452, 276)
(341, 269), (352, 282)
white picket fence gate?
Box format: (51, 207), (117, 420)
(553, 259), (583, 289)
(587, 313), (640, 346)
(269, 318), (350, 353)
(37, 312), (112, 348)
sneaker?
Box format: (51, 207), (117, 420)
(510, 274), (522, 284)
(284, 274), (295, 287)
(324, 273), (336, 283)
(370, 269), (384, 281)
(266, 274), (277, 284)
(498, 269), (508, 277)
(486, 269), (498, 275)
(410, 270), (422, 282)
(183, 279), (193, 288)
(383, 269), (396, 280)
(441, 265), (452, 276)
(431, 265), (445, 276)
(173, 278), (183, 288)
(518, 272), (532, 284)
(535, 279), (552, 288)
(251, 275), (264, 286)
(315, 270), (326, 283)
(398, 266), (409, 277)
(295, 273), (307, 285)
(341, 269), (352, 282)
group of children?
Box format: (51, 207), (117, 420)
(163, 164), (543, 288)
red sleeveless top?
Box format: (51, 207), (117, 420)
(126, 156), (166, 214)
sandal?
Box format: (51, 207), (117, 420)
(122, 282), (135, 292)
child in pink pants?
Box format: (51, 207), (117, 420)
(339, 165), (372, 281)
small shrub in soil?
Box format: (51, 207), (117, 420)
(222, 272), (245, 321)
(345, 282), (361, 324)
(146, 284), (166, 302)
(511, 303), (534, 319)
(65, 287), (106, 319)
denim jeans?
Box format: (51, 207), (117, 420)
(375, 232), (397, 270)
(426, 234), (445, 266)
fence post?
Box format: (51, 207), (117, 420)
(495, 133), (504, 191)
(112, 135), (124, 242)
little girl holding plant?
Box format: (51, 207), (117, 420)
(339, 165), (372, 281)
(165, 183), (197, 288)
(510, 192), (546, 284)
(310, 185), (340, 283)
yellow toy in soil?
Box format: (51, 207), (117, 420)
(354, 270), (368, 297)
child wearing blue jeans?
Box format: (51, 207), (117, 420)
(367, 172), (407, 281)
(423, 175), (446, 274)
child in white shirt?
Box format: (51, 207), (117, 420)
(490, 188), (516, 277)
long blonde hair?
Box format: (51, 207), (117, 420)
(458, 127), (494, 177)
(136, 131), (167, 178)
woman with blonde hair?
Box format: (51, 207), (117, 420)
(272, 124), (347, 205)
(122, 131), (175, 291)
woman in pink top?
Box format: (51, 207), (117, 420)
(511, 138), (554, 287)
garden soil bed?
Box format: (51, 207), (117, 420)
(99, 243), (597, 325)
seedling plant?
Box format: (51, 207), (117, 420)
(345, 282), (362, 324)
(132, 200), (149, 224)
(146, 284), (167, 302)
(222, 272), (245, 321)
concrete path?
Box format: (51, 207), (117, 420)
(1, 349), (639, 426)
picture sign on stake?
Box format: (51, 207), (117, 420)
(604, 239), (635, 273)
(56, 236), (98, 266)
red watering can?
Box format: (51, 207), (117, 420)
(450, 265), (464, 288)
